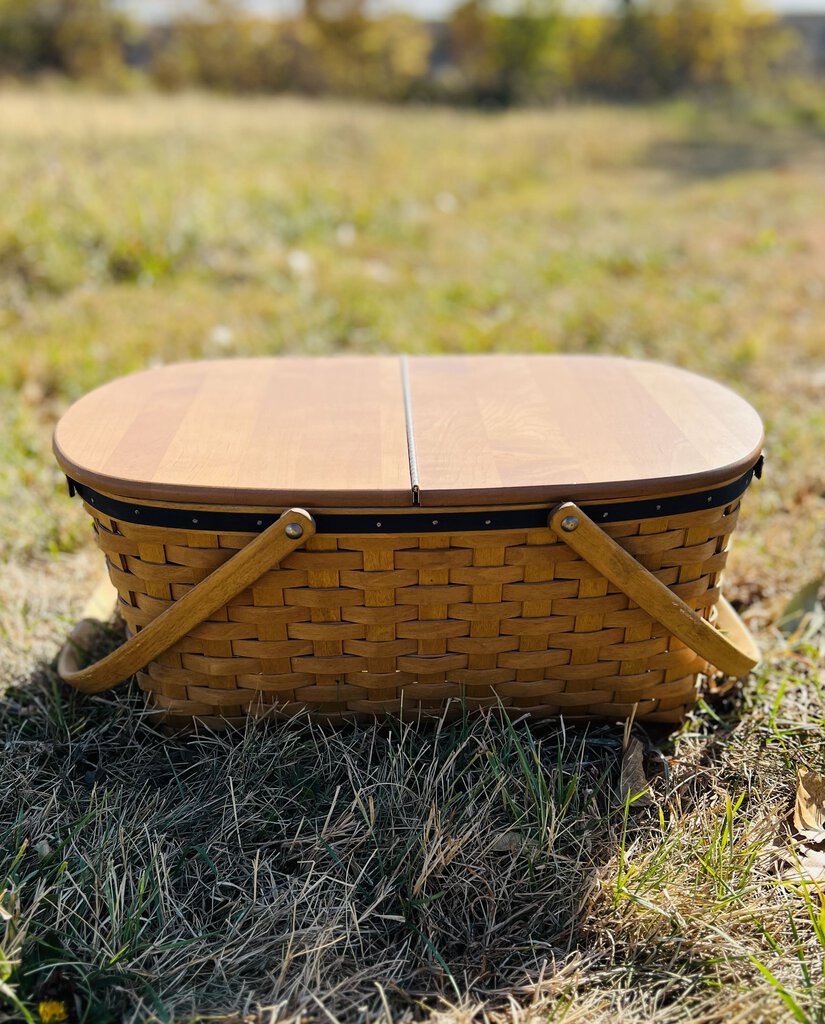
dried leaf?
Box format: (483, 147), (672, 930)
(781, 836), (825, 883)
(776, 575), (825, 636)
(782, 862), (825, 882)
(796, 845), (825, 870)
(794, 767), (825, 833)
(797, 827), (825, 845)
(776, 772), (825, 883)
(620, 738), (652, 807)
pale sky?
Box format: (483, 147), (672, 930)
(120, 0), (825, 19)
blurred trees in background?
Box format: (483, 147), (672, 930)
(566, 0), (791, 99)
(447, 0), (566, 105)
(0, 0), (806, 103)
(149, 0), (431, 99)
(0, 0), (129, 81)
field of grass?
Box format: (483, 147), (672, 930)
(1, 89), (824, 1023)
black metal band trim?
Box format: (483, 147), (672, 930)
(67, 458), (760, 535)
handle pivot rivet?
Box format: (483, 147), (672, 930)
(285, 523), (304, 539)
(560, 515), (579, 533)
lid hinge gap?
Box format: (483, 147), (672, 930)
(400, 355), (420, 505)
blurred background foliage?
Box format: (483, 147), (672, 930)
(0, 0), (816, 105)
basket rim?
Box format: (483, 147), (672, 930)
(68, 457), (761, 536)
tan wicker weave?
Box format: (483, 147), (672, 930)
(59, 491), (748, 727)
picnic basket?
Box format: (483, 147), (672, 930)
(54, 354), (763, 729)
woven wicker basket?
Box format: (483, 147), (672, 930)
(54, 355), (763, 727)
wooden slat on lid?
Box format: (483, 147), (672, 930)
(407, 355), (764, 506)
(53, 357), (412, 507)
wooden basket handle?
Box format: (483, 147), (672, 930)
(548, 502), (759, 678)
(57, 508), (316, 694)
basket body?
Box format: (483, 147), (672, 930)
(83, 490), (743, 728)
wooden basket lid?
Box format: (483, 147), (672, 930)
(53, 354), (764, 509)
(53, 357), (412, 508)
(406, 355), (764, 506)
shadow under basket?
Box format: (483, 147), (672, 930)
(57, 477), (761, 729)
(52, 354), (764, 729)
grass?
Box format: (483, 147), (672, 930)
(0, 88), (824, 1022)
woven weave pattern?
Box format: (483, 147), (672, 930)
(86, 499), (741, 728)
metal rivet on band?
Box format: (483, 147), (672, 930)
(192, 518), (198, 524)
(257, 520), (263, 526)
(560, 515), (579, 532)
(485, 519), (491, 526)
(432, 519), (438, 525)
(285, 523), (304, 539)
(134, 509), (140, 516)
(376, 521), (382, 528)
